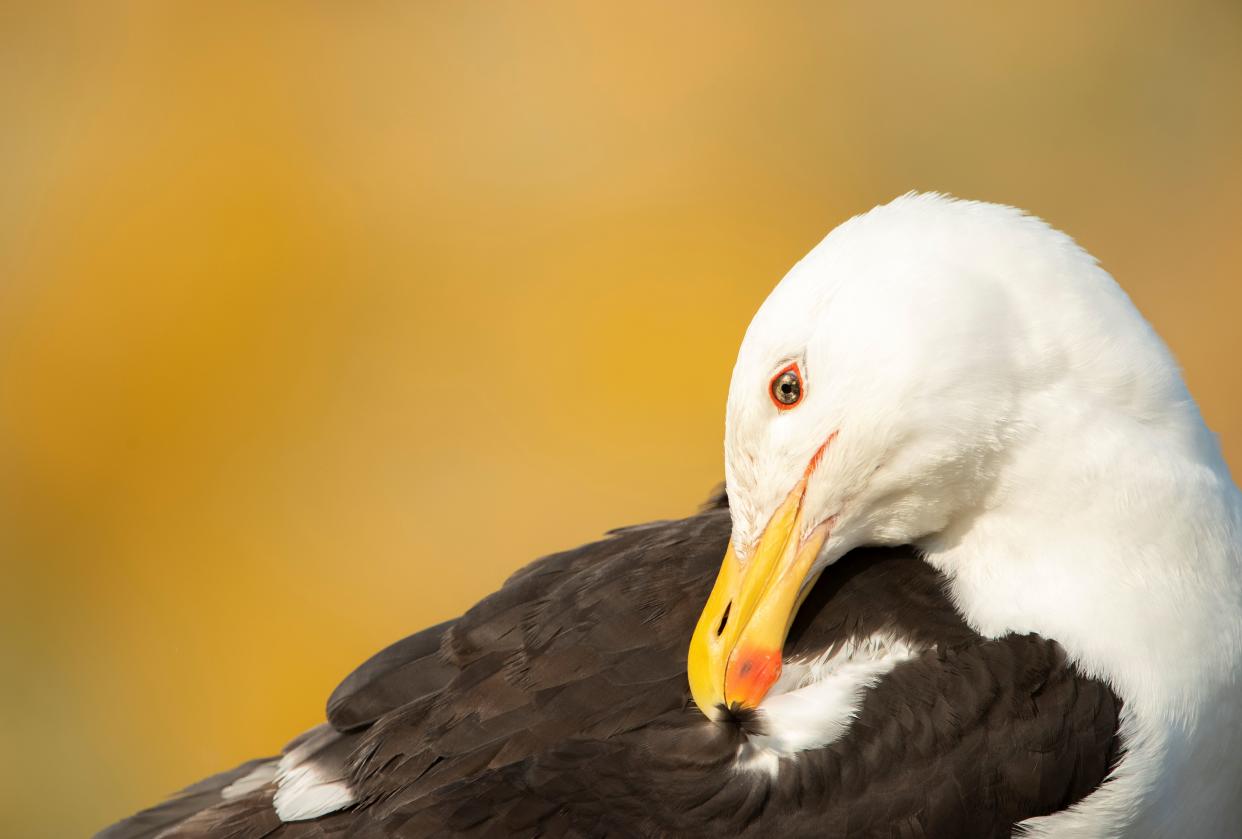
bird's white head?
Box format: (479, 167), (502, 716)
(688, 192), (1227, 718)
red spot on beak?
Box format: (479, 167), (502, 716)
(725, 645), (783, 709)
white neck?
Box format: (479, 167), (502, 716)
(920, 388), (1242, 837)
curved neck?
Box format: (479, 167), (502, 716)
(920, 399), (1242, 721)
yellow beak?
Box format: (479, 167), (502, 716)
(687, 475), (830, 719)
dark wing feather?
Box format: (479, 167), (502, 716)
(100, 504), (1122, 838)
(354, 634), (1117, 839)
(326, 619), (457, 732)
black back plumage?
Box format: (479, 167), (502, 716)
(99, 499), (1121, 838)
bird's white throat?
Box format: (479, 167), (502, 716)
(920, 390), (1242, 712)
(920, 393), (1242, 838)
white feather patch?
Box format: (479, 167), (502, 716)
(273, 764), (355, 822)
(273, 724), (357, 822)
(738, 632), (924, 775)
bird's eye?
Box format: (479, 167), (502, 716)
(769, 364), (803, 409)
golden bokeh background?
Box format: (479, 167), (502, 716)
(4, 2), (1241, 836)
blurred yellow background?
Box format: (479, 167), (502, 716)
(3, 2), (1241, 836)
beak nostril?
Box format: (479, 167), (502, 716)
(716, 601), (732, 637)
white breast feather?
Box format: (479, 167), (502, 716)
(738, 632), (925, 775)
